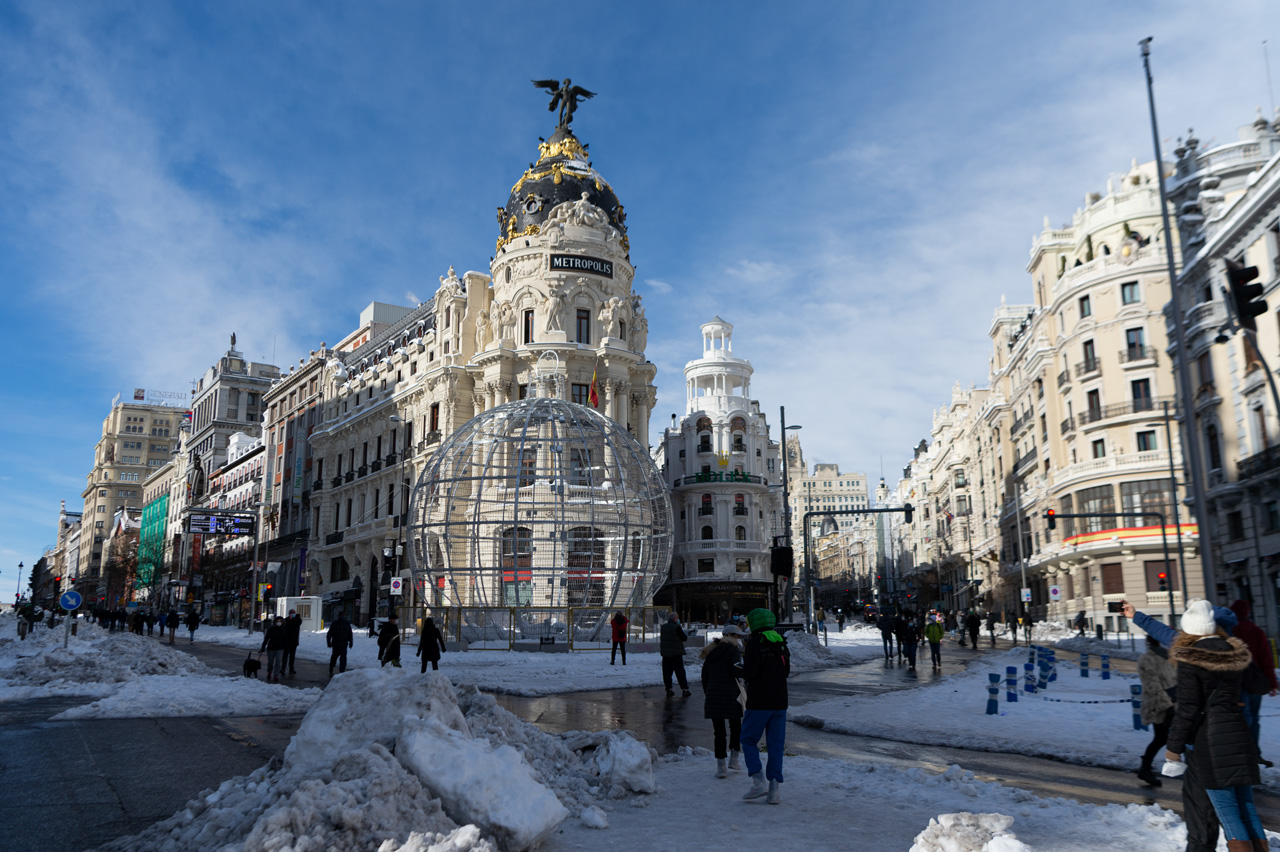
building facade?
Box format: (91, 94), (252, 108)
(188, 341), (279, 481)
(655, 317), (783, 620)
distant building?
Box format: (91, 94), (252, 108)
(188, 341), (279, 481)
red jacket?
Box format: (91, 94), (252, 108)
(1229, 599), (1276, 690)
(610, 615), (629, 642)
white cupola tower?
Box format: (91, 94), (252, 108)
(684, 317), (753, 416)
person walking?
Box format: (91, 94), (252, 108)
(1021, 613), (1034, 646)
(1136, 634), (1176, 787)
(986, 610), (998, 647)
(741, 608), (789, 805)
(660, 613), (691, 696)
(609, 610), (629, 666)
(185, 609), (200, 643)
(326, 612), (353, 675)
(259, 616), (289, 683)
(1228, 599), (1277, 760)
(815, 607), (826, 637)
(1073, 609), (1088, 638)
(700, 622), (745, 778)
(1166, 599), (1267, 852)
(836, 611), (845, 633)
(283, 609), (302, 675)
(145, 611), (155, 637)
(878, 610), (898, 663)
(416, 617), (447, 672)
(924, 613), (944, 670)
(166, 611), (179, 644)
(965, 611), (981, 648)
(378, 614), (402, 668)
(898, 612), (921, 671)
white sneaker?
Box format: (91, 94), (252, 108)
(728, 750), (742, 771)
(743, 773), (768, 799)
(767, 779), (781, 804)
(716, 758), (727, 778)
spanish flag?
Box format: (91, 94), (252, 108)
(588, 367), (599, 408)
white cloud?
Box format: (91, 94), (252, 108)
(644, 278), (673, 294)
(406, 290), (422, 305)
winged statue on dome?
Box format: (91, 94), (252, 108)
(532, 78), (596, 129)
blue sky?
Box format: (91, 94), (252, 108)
(1, 1), (1274, 591)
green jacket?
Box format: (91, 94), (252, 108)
(924, 621), (944, 644)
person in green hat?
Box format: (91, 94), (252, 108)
(740, 608), (790, 805)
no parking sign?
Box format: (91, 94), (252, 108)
(389, 577), (403, 596)
(1049, 585), (1061, 601)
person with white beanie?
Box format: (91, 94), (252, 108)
(1166, 599), (1266, 851)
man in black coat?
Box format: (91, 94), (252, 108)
(378, 614), (402, 668)
(259, 616), (289, 683)
(965, 611), (981, 648)
(659, 613), (690, 696)
(283, 609), (303, 675)
(326, 613), (353, 675)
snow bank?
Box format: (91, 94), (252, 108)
(51, 673), (321, 720)
(910, 813), (1030, 852)
(104, 668), (659, 852)
(1053, 635), (1142, 661)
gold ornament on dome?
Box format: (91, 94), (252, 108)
(496, 223), (540, 253)
(537, 135), (588, 162)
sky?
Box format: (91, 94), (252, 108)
(1, 1), (1275, 592)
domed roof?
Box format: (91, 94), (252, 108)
(497, 127), (629, 256)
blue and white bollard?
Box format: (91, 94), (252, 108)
(1006, 665), (1018, 702)
(987, 673), (1000, 715)
(1080, 652), (1090, 677)
(1048, 649), (1058, 682)
(1101, 654), (1111, 680)
(1130, 684), (1147, 731)
(1024, 661), (1036, 693)
(1037, 659), (1050, 691)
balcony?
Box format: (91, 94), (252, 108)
(698, 506), (715, 516)
(1057, 369), (1071, 389)
(1119, 345), (1158, 366)
(696, 443), (713, 454)
(1077, 396), (1175, 427)
(731, 441), (746, 453)
(325, 531), (344, 545)
(385, 452), (398, 465)
(676, 539), (766, 555)
(1074, 358), (1102, 379)
(312, 479), (324, 492)
(1012, 447), (1038, 473)
(1052, 449), (1171, 490)
(332, 476), (343, 488)
(344, 471), (355, 483)
(370, 459), (383, 472)
(1060, 416), (1075, 436)
(1238, 446), (1280, 479)
(1185, 299), (1226, 336)
(358, 465), (368, 478)
(675, 471), (765, 487)
(733, 506), (749, 516)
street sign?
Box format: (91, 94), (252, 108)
(187, 514), (256, 536)
(390, 577), (403, 596)
(1021, 587), (1032, 603)
(59, 591), (82, 611)
(1049, 585), (1061, 602)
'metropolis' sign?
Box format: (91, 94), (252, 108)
(549, 254), (613, 278)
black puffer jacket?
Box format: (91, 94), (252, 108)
(700, 639), (743, 720)
(1168, 632), (1259, 788)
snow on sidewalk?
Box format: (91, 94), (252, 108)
(50, 673), (321, 720)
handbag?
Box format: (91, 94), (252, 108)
(1242, 662), (1270, 696)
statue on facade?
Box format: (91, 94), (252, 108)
(531, 78), (596, 129)
(230, 332), (236, 348)
(494, 300), (517, 340)
(474, 309), (490, 351)
(630, 298), (648, 351)
(438, 266), (463, 297)
(598, 297), (627, 339)
(544, 285), (565, 333)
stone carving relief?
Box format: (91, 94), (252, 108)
(438, 266), (463, 298)
(597, 296), (631, 340)
(491, 300), (516, 340)
(474, 309), (490, 351)
(544, 284), (565, 333)
(629, 296), (647, 351)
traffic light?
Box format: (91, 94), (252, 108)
(1227, 259), (1267, 333)
(1045, 509), (1056, 530)
(1158, 572), (1168, 592)
(769, 545), (793, 577)
(903, 503), (914, 524)
(53, 575), (61, 584)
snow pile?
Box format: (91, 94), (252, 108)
(102, 668), (658, 852)
(52, 674), (321, 720)
(1053, 635), (1142, 661)
(910, 813), (1030, 852)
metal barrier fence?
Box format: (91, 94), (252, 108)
(392, 605), (671, 651)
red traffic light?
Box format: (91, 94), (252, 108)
(53, 575), (61, 583)
(1045, 509), (1056, 531)
(1157, 572), (1167, 580)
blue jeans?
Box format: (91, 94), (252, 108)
(1205, 786), (1265, 841)
(1242, 692), (1263, 749)
(741, 709), (786, 783)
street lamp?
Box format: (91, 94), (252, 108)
(1145, 400), (1188, 606)
(249, 485), (265, 632)
(15, 562), (22, 604)
(777, 408), (801, 618)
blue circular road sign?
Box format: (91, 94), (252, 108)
(59, 590), (83, 611)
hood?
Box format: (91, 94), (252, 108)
(1170, 632), (1252, 672)
(701, 637), (739, 661)
(1229, 599), (1252, 621)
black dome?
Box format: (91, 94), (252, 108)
(497, 127), (629, 256)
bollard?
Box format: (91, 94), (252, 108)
(1130, 684), (1147, 731)
(1080, 652), (1090, 677)
(1023, 662), (1036, 693)
(1101, 654), (1111, 680)
(1006, 666), (1018, 702)
(987, 673), (1000, 715)
(1048, 649), (1058, 682)
(1037, 659), (1050, 691)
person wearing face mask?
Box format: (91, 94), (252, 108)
(259, 616), (289, 684)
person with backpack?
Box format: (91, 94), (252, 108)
(326, 612), (354, 675)
(377, 614), (402, 668)
(741, 608), (789, 805)
(701, 623), (745, 778)
(924, 613), (945, 671)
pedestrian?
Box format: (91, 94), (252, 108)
(944, 610), (957, 640)
(901, 611), (921, 670)
(925, 612), (945, 670)
(1166, 599), (1267, 851)
(259, 616), (288, 683)
(185, 609), (200, 642)
(878, 610), (898, 663)
(965, 610), (981, 648)
(145, 611), (155, 636)
(815, 606), (826, 636)
(166, 611), (179, 644)
(1136, 634), (1176, 787)
(610, 610), (629, 665)
(1228, 599), (1277, 760)
(417, 617), (447, 672)
(1073, 609), (1088, 637)
(283, 609), (302, 675)
(836, 610), (845, 633)
(660, 612), (691, 696)
(701, 622), (745, 778)
(368, 617), (379, 639)
(326, 612), (353, 675)
(378, 614), (402, 667)
(741, 608), (789, 805)
(1022, 613), (1034, 645)
(986, 610), (998, 646)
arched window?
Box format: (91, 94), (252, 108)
(569, 448), (592, 486)
(695, 416), (712, 432)
(701, 525), (714, 540)
(735, 525), (746, 541)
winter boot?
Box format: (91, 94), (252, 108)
(743, 772), (768, 799)
(1135, 765), (1162, 787)
(716, 758), (728, 778)
(1225, 841), (1253, 852)
(728, 750), (742, 771)
(682, 688), (691, 697)
(767, 779), (781, 804)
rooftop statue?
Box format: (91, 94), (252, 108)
(532, 78), (596, 129)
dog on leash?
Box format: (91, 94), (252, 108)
(243, 652), (262, 678)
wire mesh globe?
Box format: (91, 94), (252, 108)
(408, 395), (673, 641)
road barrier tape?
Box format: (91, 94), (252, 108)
(1030, 695), (1132, 704)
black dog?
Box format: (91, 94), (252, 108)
(243, 652), (262, 678)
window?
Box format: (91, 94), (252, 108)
(1082, 339), (1097, 367)
(1121, 479), (1172, 525)
(1086, 389), (1102, 421)
(1227, 511), (1245, 541)
(734, 493), (747, 515)
(1131, 378), (1152, 409)
(1264, 501), (1279, 532)
(1136, 430), (1157, 452)
(1205, 424), (1223, 470)
(701, 525), (714, 540)
(119, 472), (139, 482)
(570, 448), (592, 486)
(1125, 327), (1146, 352)
(98, 490), (107, 497)
(1078, 295), (1091, 318)
(571, 384), (591, 406)
(736, 558), (751, 574)
(955, 470), (967, 488)
(1077, 484), (1115, 532)
(522, 309), (535, 345)
(576, 309), (591, 345)
(516, 451), (537, 487)
(1101, 562), (1125, 595)
(1120, 281), (1139, 304)
(430, 402), (440, 433)
(501, 527), (533, 567)
(1196, 352), (1214, 389)
(700, 493), (714, 516)
(329, 556), (350, 583)
(698, 558), (715, 574)
(568, 526), (604, 568)
(1060, 495), (1075, 537)
(97, 505), (106, 513)
(735, 525), (746, 541)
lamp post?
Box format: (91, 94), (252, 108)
(388, 414), (410, 622)
(1146, 400), (1189, 606)
(249, 485), (265, 633)
(15, 562), (23, 605)
(777, 408), (801, 619)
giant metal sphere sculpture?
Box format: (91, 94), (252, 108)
(408, 395), (672, 643)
